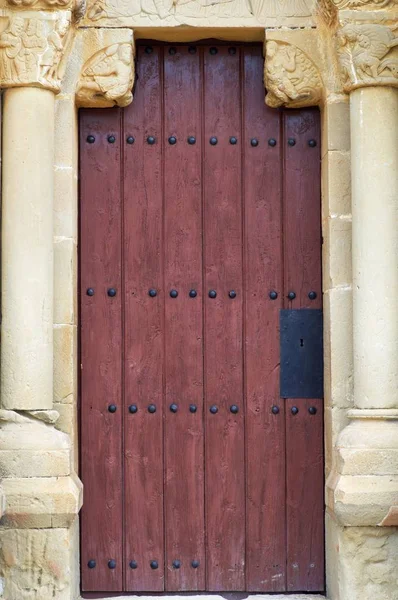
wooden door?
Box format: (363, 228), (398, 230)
(79, 42), (324, 596)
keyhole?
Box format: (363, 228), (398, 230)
(300, 338), (304, 347)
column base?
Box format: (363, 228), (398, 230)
(0, 410), (82, 600)
(326, 409), (398, 526)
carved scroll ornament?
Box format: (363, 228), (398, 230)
(0, 14), (71, 91)
(264, 40), (323, 108)
(337, 23), (398, 91)
(76, 42), (134, 108)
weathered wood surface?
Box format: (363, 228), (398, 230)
(80, 44), (324, 596)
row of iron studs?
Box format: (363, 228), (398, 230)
(87, 558), (200, 570)
(86, 288), (317, 300)
(106, 404), (318, 415)
(144, 45), (237, 56)
(86, 134), (317, 148)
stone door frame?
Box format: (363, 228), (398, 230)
(0, 2), (397, 599)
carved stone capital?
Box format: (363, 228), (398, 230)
(1, 0), (85, 13)
(76, 33), (134, 108)
(264, 30), (326, 108)
(337, 22), (398, 91)
(0, 11), (73, 92)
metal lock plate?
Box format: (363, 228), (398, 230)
(280, 309), (323, 399)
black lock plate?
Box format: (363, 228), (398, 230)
(280, 309), (323, 399)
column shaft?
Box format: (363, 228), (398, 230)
(351, 87), (398, 410)
(1, 88), (55, 410)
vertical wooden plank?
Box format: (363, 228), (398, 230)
(243, 47), (286, 592)
(285, 397), (324, 592)
(283, 109), (322, 310)
(123, 44), (164, 592)
(80, 108), (123, 592)
(163, 44), (205, 592)
(204, 44), (245, 592)
(283, 109), (324, 592)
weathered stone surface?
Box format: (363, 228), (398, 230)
(321, 150), (351, 218)
(54, 324), (77, 405)
(326, 517), (398, 600)
(1, 474), (83, 528)
(0, 525), (78, 600)
(0, 412), (71, 478)
(54, 238), (77, 326)
(321, 100), (350, 157)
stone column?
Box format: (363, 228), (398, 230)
(350, 86), (398, 411)
(2, 87), (55, 411)
(0, 10), (83, 600)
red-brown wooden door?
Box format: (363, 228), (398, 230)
(79, 42), (324, 596)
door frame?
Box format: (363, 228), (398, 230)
(76, 35), (331, 599)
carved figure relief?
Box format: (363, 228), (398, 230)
(8, 0), (71, 6)
(0, 15), (71, 90)
(76, 42), (134, 107)
(264, 40), (322, 108)
(337, 23), (398, 90)
(86, 0), (313, 23)
(332, 0), (397, 8)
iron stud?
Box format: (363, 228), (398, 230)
(230, 136), (238, 145)
(228, 47), (237, 55)
(127, 136), (135, 144)
(147, 136), (156, 145)
(108, 404), (117, 413)
(189, 289), (197, 298)
(229, 290), (237, 299)
(108, 135), (116, 144)
(269, 290), (278, 300)
(291, 406), (299, 415)
(148, 404), (156, 414)
(88, 560), (96, 569)
(272, 405), (280, 414)
(129, 404), (138, 414)
(173, 560), (181, 569)
(210, 47), (218, 55)
(288, 138), (296, 146)
(168, 136), (177, 145)
(86, 288), (94, 296)
(210, 405), (218, 414)
(150, 560), (159, 570)
(251, 138), (259, 147)
(308, 139), (317, 147)
(308, 291), (317, 300)
(130, 560), (138, 569)
(169, 47), (176, 55)
(188, 136), (196, 145)
(189, 404), (197, 413)
(288, 291), (296, 300)
(145, 46), (153, 54)
(86, 135), (95, 144)
(192, 559), (200, 568)
(170, 289), (178, 298)
(170, 403), (178, 413)
(188, 46), (196, 54)
(230, 405), (239, 414)
(148, 289), (157, 297)
(108, 560), (116, 569)
(208, 290), (217, 299)
(108, 288), (116, 297)
(210, 137), (218, 146)
(268, 138), (277, 147)
(309, 406), (317, 415)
